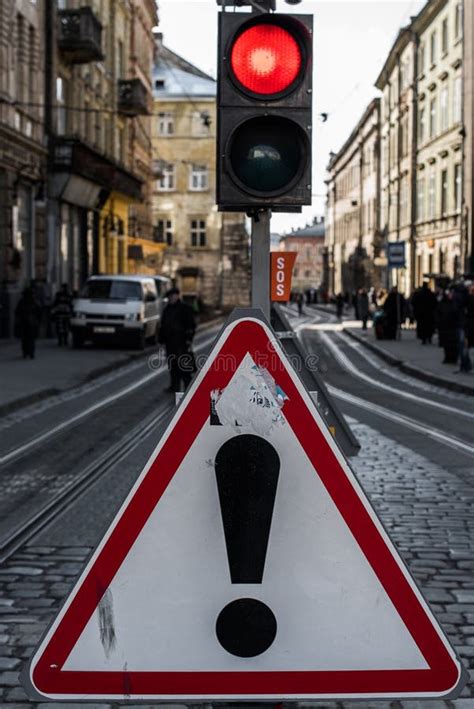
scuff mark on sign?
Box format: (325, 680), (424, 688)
(97, 587), (117, 658)
(214, 353), (288, 435)
(123, 661), (132, 698)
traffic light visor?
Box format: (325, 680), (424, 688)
(230, 24), (302, 96)
(228, 115), (308, 195)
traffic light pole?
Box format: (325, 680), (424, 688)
(251, 210), (271, 320)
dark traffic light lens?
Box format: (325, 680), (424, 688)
(231, 24), (301, 96)
(229, 116), (306, 194)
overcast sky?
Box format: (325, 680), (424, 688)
(157, 0), (426, 234)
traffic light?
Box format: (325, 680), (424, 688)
(216, 11), (313, 212)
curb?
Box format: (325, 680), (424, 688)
(344, 328), (474, 396)
(0, 317), (224, 418)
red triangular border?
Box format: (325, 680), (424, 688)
(30, 317), (461, 699)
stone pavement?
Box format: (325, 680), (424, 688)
(0, 338), (148, 415)
(0, 417), (472, 707)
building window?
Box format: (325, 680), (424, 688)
(157, 112), (174, 136)
(440, 85), (449, 131)
(400, 177), (408, 226)
(453, 76), (462, 123)
(441, 168), (448, 216)
(16, 14), (25, 102)
(56, 77), (67, 135)
(155, 219), (173, 245)
(454, 163), (462, 211)
(28, 25), (35, 102)
(401, 115), (409, 157)
(430, 31), (437, 66)
(190, 219), (206, 247)
(429, 96), (437, 137)
(157, 163), (175, 191)
(454, 2), (462, 40)
(417, 177), (425, 222)
(418, 43), (426, 76)
(189, 164), (208, 191)
(428, 169), (436, 219)
(441, 18), (448, 55)
(418, 107), (426, 144)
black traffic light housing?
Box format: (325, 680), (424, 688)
(216, 11), (313, 212)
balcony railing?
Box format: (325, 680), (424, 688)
(117, 79), (149, 116)
(57, 7), (103, 64)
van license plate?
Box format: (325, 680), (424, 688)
(93, 326), (115, 334)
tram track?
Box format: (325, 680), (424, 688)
(0, 329), (218, 466)
(0, 400), (173, 564)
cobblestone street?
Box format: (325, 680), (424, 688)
(1, 417), (472, 708)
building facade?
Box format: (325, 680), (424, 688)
(463, 0), (474, 274)
(375, 0), (465, 291)
(45, 0), (158, 297)
(0, 0), (47, 336)
(151, 36), (249, 309)
(279, 220), (325, 293)
(325, 99), (381, 295)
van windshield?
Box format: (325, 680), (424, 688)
(81, 280), (142, 301)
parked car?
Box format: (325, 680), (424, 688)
(71, 275), (160, 349)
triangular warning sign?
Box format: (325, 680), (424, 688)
(26, 312), (464, 701)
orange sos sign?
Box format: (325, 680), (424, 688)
(270, 252), (297, 302)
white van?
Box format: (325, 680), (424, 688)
(71, 275), (160, 349)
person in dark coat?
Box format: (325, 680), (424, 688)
(336, 292), (344, 319)
(356, 288), (369, 329)
(158, 288), (196, 393)
(466, 284), (474, 349)
(14, 287), (41, 359)
(296, 292), (304, 316)
(383, 286), (406, 339)
(411, 282), (437, 344)
(436, 290), (459, 364)
(52, 283), (73, 346)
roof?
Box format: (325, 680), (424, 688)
(374, 0), (447, 90)
(153, 42), (216, 99)
(282, 223), (325, 239)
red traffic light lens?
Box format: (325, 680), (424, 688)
(231, 24), (302, 95)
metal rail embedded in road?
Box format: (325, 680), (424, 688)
(0, 403), (173, 565)
(329, 385), (474, 457)
(0, 330), (218, 467)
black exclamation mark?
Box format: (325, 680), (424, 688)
(215, 434), (279, 658)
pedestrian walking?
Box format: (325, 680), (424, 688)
(158, 288), (196, 393)
(296, 292), (304, 316)
(14, 287), (41, 359)
(465, 283), (474, 370)
(356, 288), (369, 330)
(352, 291), (359, 320)
(383, 286), (406, 339)
(452, 284), (471, 373)
(52, 283), (73, 347)
(336, 292), (344, 320)
(436, 290), (459, 364)
(411, 281), (437, 344)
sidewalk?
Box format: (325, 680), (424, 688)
(344, 321), (474, 396)
(0, 338), (148, 415)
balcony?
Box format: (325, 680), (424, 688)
(117, 79), (149, 116)
(51, 137), (143, 201)
(57, 7), (103, 64)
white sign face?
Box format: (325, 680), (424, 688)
(26, 314), (463, 702)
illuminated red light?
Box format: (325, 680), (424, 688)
(231, 24), (302, 95)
